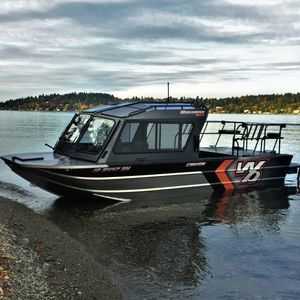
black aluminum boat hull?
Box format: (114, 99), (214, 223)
(1, 152), (292, 201)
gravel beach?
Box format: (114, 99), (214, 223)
(0, 196), (121, 300)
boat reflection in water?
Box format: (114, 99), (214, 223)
(47, 186), (296, 299)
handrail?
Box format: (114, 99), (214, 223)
(200, 120), (285, 156)
(205, 120), (286, 126)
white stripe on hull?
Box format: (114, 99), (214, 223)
(42, 170), (204, 180)
(38, 174), (285, 194)
(44, 175), (211, 193)
(92, 194), (131, 202)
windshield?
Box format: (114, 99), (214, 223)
(76, 117), (115, 154)
(63, 114), (90, 143)
(59, 114), (115, 156)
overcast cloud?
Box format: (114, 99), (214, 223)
(0, 0), (300, 100)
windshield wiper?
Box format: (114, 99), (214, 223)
(45, 143), (68, 157)
(45, 143), (55, 150)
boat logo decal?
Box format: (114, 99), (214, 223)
(92, 166), (131, 173)
(235, 159), (268, 184)
(180, 110), (205, 117)
(186, 162), (206, 167)
(121, 166), (132, 171)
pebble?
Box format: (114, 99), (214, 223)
(0, 224), (54, 300)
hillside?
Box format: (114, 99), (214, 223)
(0, 92), (300, 114)
(0, 92), (118, 112)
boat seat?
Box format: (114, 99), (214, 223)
(218, 129), (241, 134)
(265, 132), (281, 139)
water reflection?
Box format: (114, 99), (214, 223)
(46, 187), (296, 299)
(212, 188), (290, 225)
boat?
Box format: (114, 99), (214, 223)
(1, 101), (297, 202)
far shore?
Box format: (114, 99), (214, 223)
(1, 109), (300, 115)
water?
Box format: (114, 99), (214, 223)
(0, 111), (73, 210)
(1, 111), (300, 299)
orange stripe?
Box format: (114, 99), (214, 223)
(214, 191), (233, 222)
(215, 160), (234, 190)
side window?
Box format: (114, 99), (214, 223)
(115, 121), (193, 153)
(119, 122), (139, 143)
(115, 122), (147, 153)
(147, 123), (193, 151)
(147, 123), (156, 150)
(160, 124), (180, 149)
(182, 124), (193, 146)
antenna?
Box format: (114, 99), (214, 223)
(167, 82), (170, 103)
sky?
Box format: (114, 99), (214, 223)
(0, 0), (300, 101)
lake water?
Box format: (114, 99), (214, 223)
(1, 111), (300, 299)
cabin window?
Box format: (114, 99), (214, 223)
(119, 122), (139, 143)
(63, 114), (90, 143)
(115, 121), (193, 153)
(147, 123), (193, 150)
(76, 117), (115, 154)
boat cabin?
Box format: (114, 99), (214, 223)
(54, 102), (208, 164)
(54, 101), (286, 164)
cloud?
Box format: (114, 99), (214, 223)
(0, 0), (300, 100)
(0, 0), (130, 14)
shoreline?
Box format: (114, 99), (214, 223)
(0, 196), (121, 300)
(0, 109), (300, 115)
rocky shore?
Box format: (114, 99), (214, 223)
(0, 196), (121, 300)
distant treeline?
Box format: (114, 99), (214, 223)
(0, 92), (118, 112)
(0, 92), (300, 114)
(204, 93), (300, 114)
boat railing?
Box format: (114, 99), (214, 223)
(199, 120), (286, 156)
(127, 102), (207, 116)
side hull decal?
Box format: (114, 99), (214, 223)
(215, 160), (234, 190)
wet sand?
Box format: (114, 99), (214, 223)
(0, 196), (121, 300)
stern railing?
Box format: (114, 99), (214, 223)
(199, 121), (286, 156)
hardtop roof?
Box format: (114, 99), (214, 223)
(84, 101), (207, 118)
